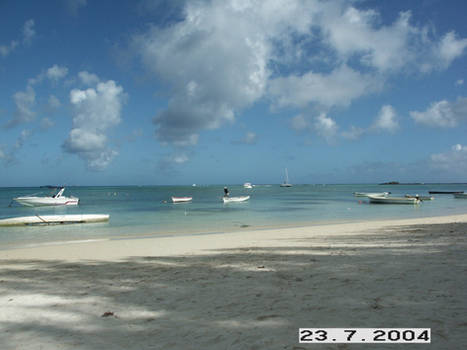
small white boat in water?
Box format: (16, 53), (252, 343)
(13, 187), (79, 207)
(171, 196), (192, 203)
(223, 195), (250, 203)
(367, 195), (420, 204)
(354, 192), (390, 197)
(453, 193), (467, 198)
(243, 182), (253, 189)
(280, 168), (292, 187)
(0, 214), (109, 226)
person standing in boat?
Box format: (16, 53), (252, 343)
(224, 187), (230, 197)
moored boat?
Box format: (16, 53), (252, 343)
(243, 182), (253, 189)
(353, 192), (389, 197)
(280, 168), (292, 187)
(428, 191), (463, 194)
(223, 195), (250, 203)
(13, 187), (79, 207)
(0, 214), (109, 226)
(405, 194), (434, 201)
(171, 196), (192, 203)
(367, 195), (420, 204)
(453, 193), (467, 198)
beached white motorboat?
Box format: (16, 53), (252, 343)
(280, 168), (292, 187)
(453, 193), (467, 199)
(243, 182), (253, 189)
(171, 196), (192, 203)
(0, 214), (109, 226)
(353, 192), (390, 197)
(223, 195), (250, 203)
(13, 187), (79, 207)
(367, 195), (420, 204)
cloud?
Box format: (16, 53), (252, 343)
(371, 105), (398, 132)
(233, 131), (258, 145)
(341, 125), (365, 140)
(133, 0), (467, 152)
(22, 19), (35, 45)
(410, 97), (467, 127)
(0, 129), (32, 165)
(46, 65), (69, 82)
(78, 71), (100, 86)
(291, 112), (338, 143)
(314, 113), (338, 142)
(48, 95), (61, 109)
(0, 19), (35, 57)
(430, 144), (467, 174)
(269, 64), (383, 108)
(66, 0), (87, 15)
(63, 79), (126, 170)
(0, 40), (18, 57)
(40, 117), (55, 130)
(5, 86), (36, 128)
(433, 31), (467, 71)
(6, 64), (69, 128)
(243, 131), (257, 145)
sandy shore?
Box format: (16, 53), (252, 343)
(1, 214), (466, 349)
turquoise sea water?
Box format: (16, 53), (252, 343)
(1, 184), (467, 249)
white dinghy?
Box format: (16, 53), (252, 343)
(353, 192), (389, 197)
(223, 196), (250, 203)
(171, 196), (192, 203)
(13, 187), (79, 207)
(0, 214), (109, 226)
(367, 195), (420, 204)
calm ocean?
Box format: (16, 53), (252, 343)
(1, 184), (467, 249)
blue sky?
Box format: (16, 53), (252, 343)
(1, 0), (467, 186)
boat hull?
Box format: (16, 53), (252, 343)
(0, 214), (109, 226)
(13, 196), (79, 207)
(223, 196), (250, 203)
(368, 195), (419, 204)
(171, 197), (192, 203)
(428, 191), (463, 194)
(354, 192), (389, 197)
(405, 195), (434, 201)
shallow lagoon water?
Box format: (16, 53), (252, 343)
(1, 184), (467, 249)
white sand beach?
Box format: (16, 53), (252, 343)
(1, 214), (466, 349)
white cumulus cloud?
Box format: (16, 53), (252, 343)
(63, 79), (126, 170)
(133, 0), (467, 152)
(46, 65), (69, 82)
(410, 97), (467, 127)
(372, 105), (398, 132)
(78, 71), (100, 86)
(314, 113), (338, 142)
